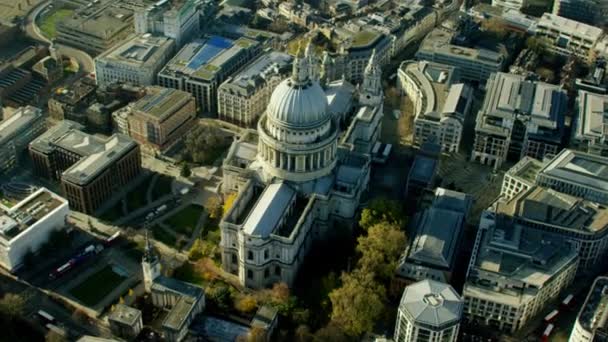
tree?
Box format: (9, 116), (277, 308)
(188, 239), (204, 261)
(295, 325), (313, 342)
(359, 198), (405, 230)
(235, 294), (258, 314)
(223, 192), (237, 215)
(248, 326), (267, 342)
(182, 125), (226, 165)
(181, 163), (192, 178)
(481, 18), (508, 39)
(526, 36), (549, 55)
(0, 293), (25, 319)
(205, 196), (223, 219)
(356, 222), (407, 282)
(328, 270), (386, 336)
(208, 283), (233, 312)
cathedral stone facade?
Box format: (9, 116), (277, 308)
(219, 44), (384, 289)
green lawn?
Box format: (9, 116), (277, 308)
(70, 265), (126, 307)
(165, 205), (203, 236)
(39, 9), (74, 39)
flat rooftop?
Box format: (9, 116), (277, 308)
(163, 296), (197, 331)
(539, 149), (608, 192)
(29, 121), (138, 185)
(0, 188), (66, 242)
(108, 304), (141, 326)
(506, 156), (545, 184)
(160, 35), (257, 81)
(476, 72), (567, 137)
(498, 185), (608, 233)
(0, 106), (42, 146)
(417, 28), (505, 65)
(473, 218), (577, 288)
(575, 91), (608, 141)
(220, 51), (292, 97)
(538, 13), (603, 41)
(132, 87), (192, 120)
(58, 2), (134, 40)
(96, 34), (175, 68)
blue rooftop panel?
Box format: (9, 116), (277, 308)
(186, 36), (234, 70)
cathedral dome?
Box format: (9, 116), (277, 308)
(266, 54), (329, 130)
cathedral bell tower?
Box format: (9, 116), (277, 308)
(142, 230), (161, 292)
(359, 49), (383, 107)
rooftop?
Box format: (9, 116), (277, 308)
(0, 188), (67, 243)
(417, 28), (505, 65)
(160, 35), (257, 81)
(219, 51), (292, 97)
(476, 72), (567, 138)
(242, 183), (296, 238)
(108, 304), (141, 326)
(539, 149), (608, 193)
(96, 34), (175, 68)
(400, 279), (463, 328)
(0, 106), (42, 146)
(575, 90), (608, 141)
(58, 2), (134, 40)
(163, 296), (197, 331)
(399, 60), (464, 121)
(497, 185), (608, 234)
(132, 87), (193, 121)
(470, 212), (578, 290)
(537, 13), (603, 40)
(29, 121), (138, 185)
(251, 305), (278, 330)
(406, 188), (471, 269)
(506, 156), (545, 184)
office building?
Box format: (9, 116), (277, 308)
(158, 36), (261, 114)
(56, 1), (135, 55)
(0, 106), (45, 174)
(134, 0), (201, 48)
(395, 188), (472, 287)
(416, 28), (506, 84)
(500, 156), (544, 201)
(535, 149), (608, 205)
(142, 234), (205, 342)
(220, 49), (383, 289)
(217, 51), (292, 127)
(48, 77), (98, 124)
(394, 279), (463, 342)
(113, 86), (195, 152)
(572, 91), (608, 157)
(398, 60), (473, 153)
(570, 277), (608, 342)
(0, 188), (69, 271)
(489, 184), (608, 272)
(29, 121), (141, 214)
(471, 72), (567, 169)
(534, 13), (604, 62)
(552, 0), (608, 26)
(108, 304), (143, 339)
(463, 201), (579, 333)
(95, 34), (176, 88)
